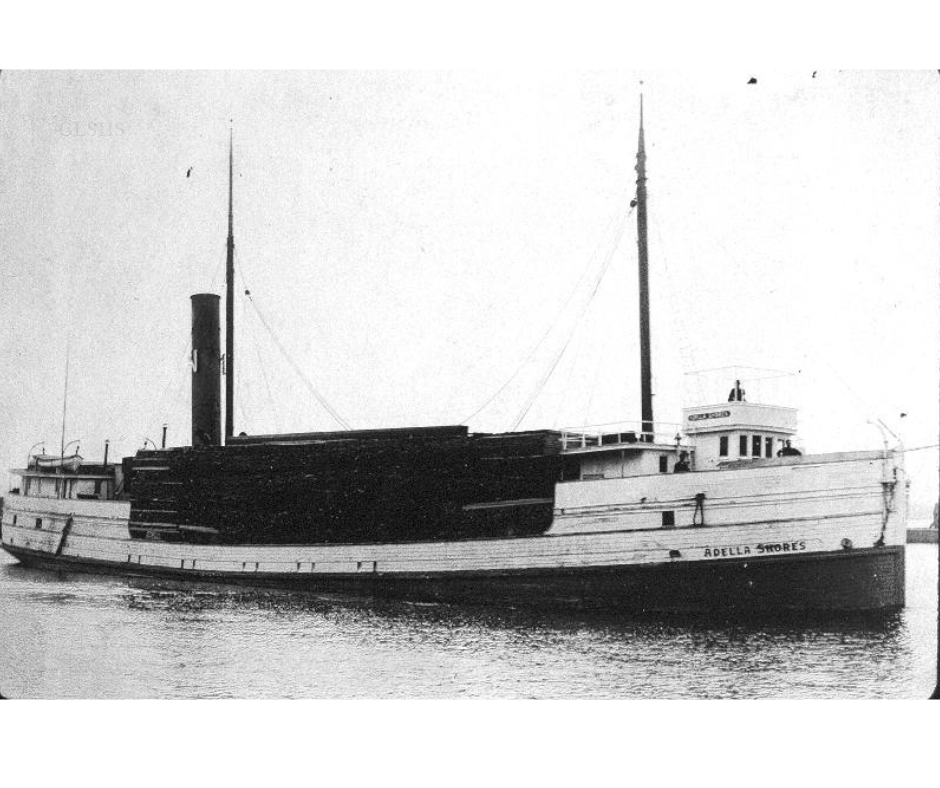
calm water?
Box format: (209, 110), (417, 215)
(0, 547), (935, 699)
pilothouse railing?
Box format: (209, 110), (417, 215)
(560, 420), (687, 452)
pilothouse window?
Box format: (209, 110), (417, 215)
(719, 436), (728, 457)
(739, 435), (748, 456)
(752, 436), (762, 457)
(765, 437), (773, 458)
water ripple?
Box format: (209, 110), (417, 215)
(0, 548), (934, 698)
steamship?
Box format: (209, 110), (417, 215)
(0, 104), (908, 613)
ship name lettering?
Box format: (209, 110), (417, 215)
(756, 540), (807, 554)
(688, 410), (731, 422)
(703, 545), (752, 558)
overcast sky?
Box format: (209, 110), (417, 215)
(1, 70), (937, 516)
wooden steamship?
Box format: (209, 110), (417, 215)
(0, 101), (908, 613)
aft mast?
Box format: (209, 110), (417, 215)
(225, 124), (235, 442)
(635, 95), (653, 440)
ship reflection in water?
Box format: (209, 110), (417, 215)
(0, 547), (934, 699)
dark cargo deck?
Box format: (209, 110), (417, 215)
(126, 428), (564, 545)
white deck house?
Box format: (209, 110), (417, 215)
(560, 423), (693, 480)
(13, 462), (120, 502)
(682, 401), (799, 470)
(559, 390), (799, 480)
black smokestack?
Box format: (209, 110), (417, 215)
(191, 293), (221, 447)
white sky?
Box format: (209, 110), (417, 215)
(1, 70), (937, 516)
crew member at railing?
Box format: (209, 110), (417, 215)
(727, 379), (746, 402)
(673, 451), (691, 473)
(777, 440), (801, 457)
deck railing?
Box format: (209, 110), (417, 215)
(560, 420), (687, 452)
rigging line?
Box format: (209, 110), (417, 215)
(153, 360), (189, 445)
(462, 201), (635, 425)
(653, 215), (697, 370)
(237, 287), (251, 428)
(207, 243), (228, 293)
(98, 340), (188, 455)
(232, 247), (348, 430)
(60, 334), (70, 461)
(509, 207), (630, 432)
(168, 359), (188, 412)
(551, 312), (591, 429)
(148, 372), (188, 446)
(151, 336), (193, 412)
(652, 216), (708, 407)
(513, 209), (631, 430)
(84, 232), (203, 436)
(130, 293), (206, 439)
(553, 267), (606, 429)
(546, 307), (587, 430)
(244, 290), (352, 430)
(777, 262), (898, 428)
(460, 197), (633, 423)
(813, 352), (877, 416)
(248, 297), (281, 432)
(245, 289), (282, 433)
(237, 388), (253, 434)
(676, 216), (859, 415)
(580, 334), (606, 429)
(694, 223), (840, 400)
(57, 250), (80, 463)
(686, 365), (797, 378)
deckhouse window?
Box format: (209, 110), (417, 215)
(659, 455), (668, 473)
(765, 437), (773, 458)
(752, 436), (762, 457)
(739, 435), (748, 456)
(719, 436), (728, 457)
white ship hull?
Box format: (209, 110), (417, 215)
(0, 449), (907, 612)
